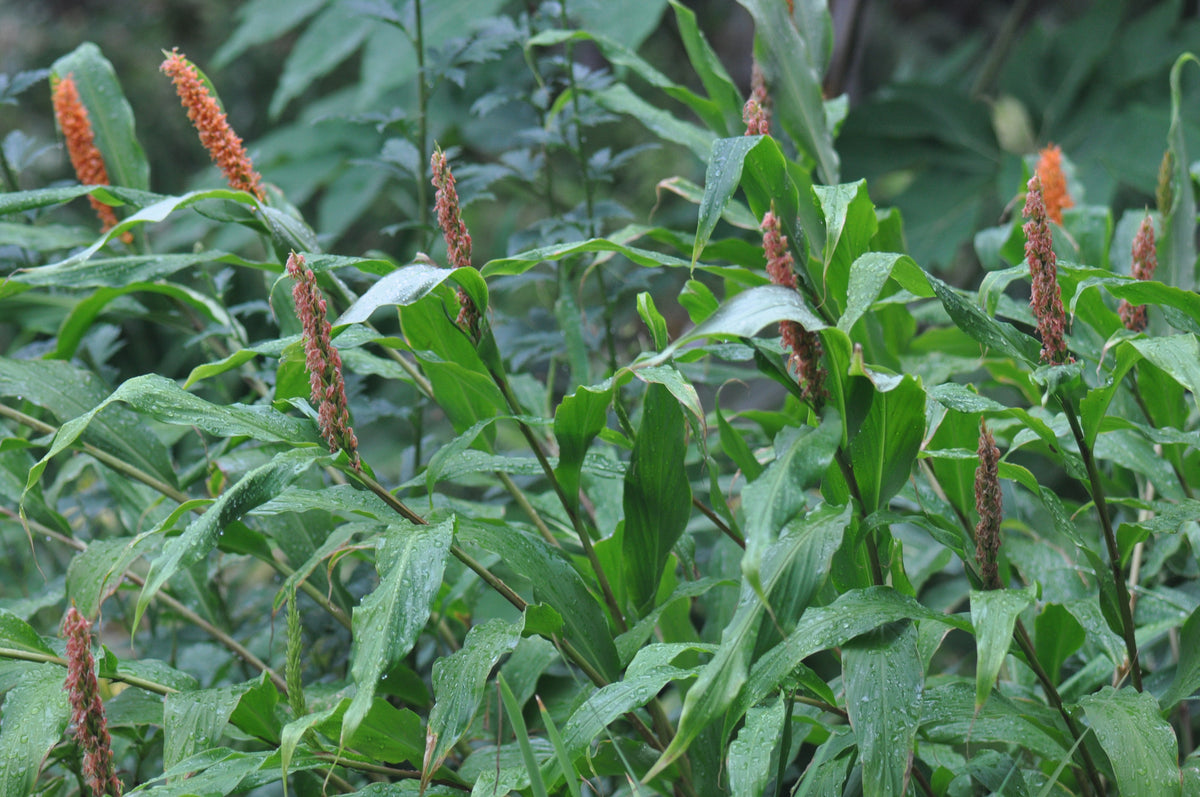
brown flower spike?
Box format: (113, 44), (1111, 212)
(63, 607), (123, 797)
(430, 148), (481, 339)
(762, 208), (826, 405)
(160, 49), (265, 201)
(51, 74), (128, 239)
(974, 420), (1003, 590)
(287, 252), (360, 470)
(743, 61), (771, 136)
(1023, 175), (1070, 364)
(1035, 144), (1073, 225)
(1119, 214), (1157, 333)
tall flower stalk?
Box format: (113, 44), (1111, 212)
(1023, 174), (1070, 364)
(1119, 214), (1157, 332)
(160, 49), (265, 201)
(974, 420), (1003, 590)
(287, 252), (360, 470)
(762, 207), (826, 405)
(51, 74), (127, 240)
(431, 148), (481, 340)
(63, 607), (123, 797)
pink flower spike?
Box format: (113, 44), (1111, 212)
(974, 420), (1003, 590)
(287, 252), (361, 470)
(1022, 174), (1071, 364)
(761, 208), (826, 405)
(1119, 214), (1157, 333)
(430, 148), (482, 339)
(743, 61), (771, 136)
(63, 607), (123, 797)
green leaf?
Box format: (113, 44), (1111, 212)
(593, 83), (716, 161)
(970, 586), (1035, 709)
(742, 414), (840, 600)
(457, 520), (620, 681)
(499, 674), (549, 797)
(1132, 335), (1200, 414)
(66, 536), (158, 618)
(849, 374), (926, 513)
(920, 683), (1068, 765)
(1033, 603), (1085, 684)
(669, 1), (743, 131)
(570, 0), (668, 51)
(135, 448), (320, 630)
(839, 252), (920, 333)
(843, 622), (923, 797)
(0, 609), (55, 656)
(13, 251), (261, 289)
(343, 520), (453, 745)
(537, 695), (583, 797)
(554, 383), (615, 516)
(482, 237), (691, 277)
(338, 263), (480, 324)
(622, 383), (691, 611)
(214, 0), (327, 67)
(727, 698), (786, 797)
(51, 43), (149, 191)
(164, 682), (256, 768)
(812, 181), (877, 315)
(1079, 687), (1181, 797)
(269, 7), (373, 118)
(1161, 53), (1199, 294)
(0, 664), (71, 797)
(0, 221), (93, 252)
(425, 618), (523, 776)
(1161, 604), (1200, 709)
(650, 504), (850, 776)
(736, 0), (838, 183)
(694, 137), (766, 265)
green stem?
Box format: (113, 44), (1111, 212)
(559, 1), (595, 236)
(834, 449), (885, 586)
(1061, 395), (1143, 691)
(496, 470), (559, 546)
(414, 0), (430, 250)
(0, 646), (177, 695)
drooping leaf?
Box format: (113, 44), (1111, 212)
(1160, 53), (1199, 294)
(970, 586), (1035, 709)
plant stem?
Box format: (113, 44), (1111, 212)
(692, 495), (745, 548)
(413, 0), (430, 250)
(1061, 395), (1143, 691)
(0, 646), (177, 695)
(834, 449), (885, 585)
(496, 470), (559, 546)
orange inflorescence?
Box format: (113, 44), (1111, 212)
(1119, 214), (1157, 333)
(52, 74), (127, 239)
(160, 49), (265, 201)
(1035, 144), (1073, 225)
(762, 207), (826, 405)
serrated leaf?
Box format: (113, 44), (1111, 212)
(843, 622), (923, 797)
(970, 586), (1035, 709)
(1079, 687), (1181, 797)
(343, 520), (453, 745)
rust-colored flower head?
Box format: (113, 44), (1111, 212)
(1035, 144), (1073, 225)
(1118, 214), (1157, 333)
(1156, 149), (1174, 217)
(1023, 174), (1070, 364)
(287, 252), (360, 470)
(63, 607), (123, 797)
(160, 49), (264, 201)
(743, 60), (771, 137)
(762, 207), (825, 405)
(51, 74), (129, 241)
(974, 420), (1003, 590)
(430, 148), (481, 339)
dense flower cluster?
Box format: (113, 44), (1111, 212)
(1023, 174), (1070, 364)
(160, 49), (264, 201)
(762, 209), (825, 404)
(431, 149), (481, 339)
(1119, 214), (1157, 332)
(1035, 144), (1073, 224)
(287, 252), (360, 469)
(51, 75), (126, 239)
(974, 421), (1003, 590)
(743, 61), (771, 136)
(63, 607), (123, 797)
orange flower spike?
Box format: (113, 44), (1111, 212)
(51, 74), (126, 238)
(1035, 144), (1073, 225)
(160, 49), (265, 201)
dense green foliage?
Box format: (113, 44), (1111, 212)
(1, 2), (1199, 796)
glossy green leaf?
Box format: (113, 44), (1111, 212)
(736, 0), (838, 183)
(1161, 603), (1200, 709)
(457, 520), (620, 681)
(482, 237), (691, 277)
(649, 504), (850, 776)
(921, 684), (1068, 765)
(0, 185), (159, 217)
(0, 221), (93, 252)
(927, 271), (1040, 363)
(593, 83), (715, 161)
(1132, 334), (1200, 413)
(727, 698), (785, 797)
(425, 617), (523, 776)
(66, 535), (158, 618)
(813, 181), (876, 314)
(343, 520), (453, 746)
(1161, 53), (1199, 294)
(0, 610), (55, 656)
(971, 586), (1035, 709)
(669, 0), (743, 130)
(693, 137), (767, 265)
(338, 264), (486, 324)
(13, 251), (261, 289)
(164, 682), (255, 768)
(1079, 687), (1181, 797)
(0, 664), (71, 797)
(839, 251), (920, 333)
(554, 383), (615, 515)
(849, 374), (925, 513)
(843, 622), (923, 797)
(51, 43), (149, 191)
(1033, 603), (1085, 684)
(135, 448), (320, 630)
(622, 382), (691, 611)
(742, 413), (840, 599)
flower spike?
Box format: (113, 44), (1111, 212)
(1119, 214), (1157, 333)
(743, 61), (771, 136)
(1035, 144), (1073, 225)
(51, 74), (128, 240)
(431, 148), (481, 339)
(287, 252), (360, 470)
(1023, 174), (1071, 364)
(63, 607), (123, 797)
(160, 49), (264, 201)
(974, 420), (1003, 590)
(762, 207), (826, 405)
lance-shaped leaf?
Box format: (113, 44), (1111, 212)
(554, 383), (615, 516)
(343, 520), (453, 745)
(970, 586), (1035, 709)
(0, 664), (71, 797)
(1079, 687), (1181, 797)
